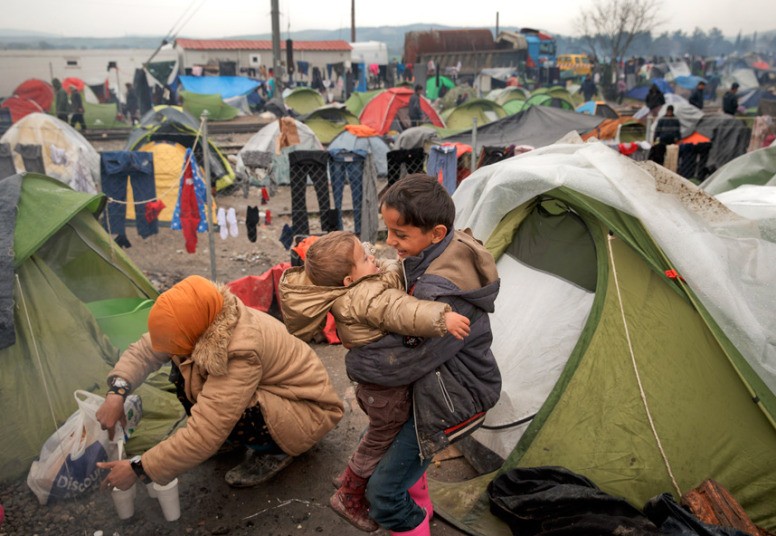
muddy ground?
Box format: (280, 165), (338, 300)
(0, 128), (478, 535)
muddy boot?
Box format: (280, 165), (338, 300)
(329, 466), (379, 532)
(224, 451), (294, 488)
(331, 467), (346, 488)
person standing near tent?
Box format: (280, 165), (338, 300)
(722, 82), (740, 115)
(266, 68), (276, 100)
(345, 175), (502, 535)
(279, 231), (471, 532)
(580, 75), (596, 102)
(409, 85), (424, 127)
(654, 105), (681, 146)
(69, 88), (86, 132)
(645, 83), (665, 116)
(124, 83), (139, 125)
(95, 275), (343, 491)
(689, 80), (706, 110)
(52, 79), (69, 123)
(617, 76), (627, 105)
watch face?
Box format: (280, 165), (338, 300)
(112, 377), (130, 389)
(131, 455), (142, 464)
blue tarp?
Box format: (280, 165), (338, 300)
(178, 76), (261, 99)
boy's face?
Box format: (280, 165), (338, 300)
(381, 206), (447, 259)
(344, 239), (379, 285)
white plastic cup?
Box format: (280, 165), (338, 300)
(153, 478), (181, 521)
(111, 483), (137, 520)
(146, 482), (158, 499)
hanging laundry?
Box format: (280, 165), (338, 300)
(427, 145), (458, 194)
(171, 149), (209, 253)
(100, 151), (157, 240)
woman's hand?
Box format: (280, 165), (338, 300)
(97, 460), (137, 491)
(95, 394), (127, 440)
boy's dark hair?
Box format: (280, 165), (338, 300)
(666, 105), (674, 113)
(380, 174), (455, 232)
(304, 231), (359, 287)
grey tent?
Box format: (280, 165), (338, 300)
(442, 106), (604, 153)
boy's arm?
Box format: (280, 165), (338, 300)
(345, 295), (485, 387)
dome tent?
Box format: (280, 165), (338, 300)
(0, 113), (99, 193)
(301, 105), (360, 144)
(283, 87), (326, 115)
(430, 140), (776, 533)
(359, 87), (445, 135)
(328, 126), (390, 176)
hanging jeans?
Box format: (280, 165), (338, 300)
(427, 145), (458, 194)
(386, 148), (425, 184)
(289, 150), (337, 236)
(329, 149), (367, 235)
(100, 151), (157, 238)
(14, 144), (45, 174)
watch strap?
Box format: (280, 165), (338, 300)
(131, 456), (150, 483)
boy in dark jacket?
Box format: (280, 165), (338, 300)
(346, 174), (502, 535)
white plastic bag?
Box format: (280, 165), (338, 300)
(27, 390), (111, 505)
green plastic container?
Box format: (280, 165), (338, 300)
(85, 297), (154, 353)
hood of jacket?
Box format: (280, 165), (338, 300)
(190, 283), (240, 376)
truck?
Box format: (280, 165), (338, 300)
(519, 28), (557, 67)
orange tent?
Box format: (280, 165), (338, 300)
(359, 87), (444, 135)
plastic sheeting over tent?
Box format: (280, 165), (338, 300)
(431, 139), (776, 534)
(442, 106), (603, 154)
(235, 118), (323, 185)
(0, 113), (99, 192)
(701, 144), (776, 195)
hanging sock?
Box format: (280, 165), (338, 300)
(114, 234), (132, 249)
(246, 206), (259, 242)
(261, 186), (270, 205)
(217, 207), (228, 240)
(227, 207), (239, 237)
(145, 200), (166, 224)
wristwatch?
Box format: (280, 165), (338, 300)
(107, 376), (131, 399)
(130, 455), (150, 483)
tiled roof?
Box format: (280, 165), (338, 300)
(176, 38), (352, 52)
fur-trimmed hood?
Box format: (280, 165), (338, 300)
(190, 284), (240, 376)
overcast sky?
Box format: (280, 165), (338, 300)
(3, 0), (773, 39)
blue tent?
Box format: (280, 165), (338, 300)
(576, 101), (619, 119)
(625, 78), (673, 101)
(178, 76), (261, 99)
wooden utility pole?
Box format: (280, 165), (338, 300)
(351, 0), (356, 42)
(271, 0), (282, 80)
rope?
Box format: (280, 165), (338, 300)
(606, 234), (682, 499)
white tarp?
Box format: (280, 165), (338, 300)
(454, 138), (776, 398)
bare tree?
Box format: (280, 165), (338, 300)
(576, 0), (663, 89)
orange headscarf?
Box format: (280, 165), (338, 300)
(148, 275), (224, 355)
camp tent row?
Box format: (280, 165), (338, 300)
(431, 138), (776, 533)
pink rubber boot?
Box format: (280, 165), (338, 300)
(408, 472), (433, 519)
(390, 508), (430, 536)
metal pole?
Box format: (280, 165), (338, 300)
(471, 118), (478, 175)
(271, 0), (282, 82)
(200, 110), (218, 281)
(351, 0), (356, 42)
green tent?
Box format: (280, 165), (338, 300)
(433, 141), (776, 533)
(524, 93), (575, 111)
(181, 90), (239, 122)
(486, 87), (530, 106)
(344, 89), (384, 117)
(502, 100), (527, 115)
(426, 75), (455, 100)
(283, 87), (325, 116)
(0, 174), (184, 482)
(301, 105), (360, 144)
(441, 99), (507, 130)
(84, 101), (127, 129)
